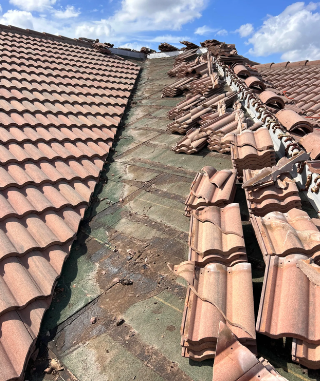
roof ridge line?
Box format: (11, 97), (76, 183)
(0, 23), (93, 48)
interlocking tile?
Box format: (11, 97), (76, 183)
(213, 322), (288, 381)
(0, 24), (140, 381)
(178, 261), (256, 361)
(251, 208), (320, 261)
(243, 170), (301, 216)
(256, 254), (320, 344)
(185, 166), (237, 216)
(189, 203), (245, 257)
(253, 60), (320, 122)
(230, 128), (276, 176)
(292, 339), (320, 369)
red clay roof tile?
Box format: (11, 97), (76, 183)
(0, 23), (139, 381)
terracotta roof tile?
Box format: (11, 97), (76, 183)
(0, 23), (139, 381)
(254, 61), (320, 121)
(189, 203), (245, 258)
(185, 167), (237, 216)
(300, 132), (320, 159)
(243, 170), (301, 216)
(251, 209), (320, 260)
(178, 261), (256, 361)
(292, 339), (320, 369)
(230, 128), (276, 176)
(256, 254), (320, 343)
(213, 322), (288, 381)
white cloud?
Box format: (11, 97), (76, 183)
(145, 34), (190, 43)
(0, 0), (208, 47)
(247, 2), (320, 61)
(216, 29), (228, 36)
(9, 0), (56, 12)
(118, 42), (146, 50)
(195, 25), (217, 35)
(0, 9), (35, 29)
(0, 5), (2, 13)
(75, 20), (113, 39)
(236, 23), (254, 37)
(109, 0), (207, 32)
(53, 6), (80, 19)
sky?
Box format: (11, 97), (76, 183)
(0, 0), (320, 63)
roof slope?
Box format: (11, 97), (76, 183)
(253, 60), (320, 119)
(0, 24), (140, 381)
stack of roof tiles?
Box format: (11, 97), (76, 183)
(162, 37), (320, 376)
(158, 42), (178, 52)
(167, 91), (235, 134)
(214, 322), (288, 381)
(180, 41), (199, 50)
(184, 166), (237, 216)
(243, 170), (301, 216)
(230, 128), (276, 176)
(172, 128), (209, 154)
(248, 205), (320, 369)
(175, 203), (255, 360)
(0, 24), (140, 381)
(162, 77), (194, 97)
(173, 49), (199, 66)
(167, 60), (207, 78)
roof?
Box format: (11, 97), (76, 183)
(213, 322), (288, 381)
(184, 166), (237, 215)
(0, 24), (140, 381)
(257, 254), (320, 342)
(251, 208), (320, 259)
(253, 60), (320, 118)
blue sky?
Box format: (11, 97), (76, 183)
(0, 0), (320, 63)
